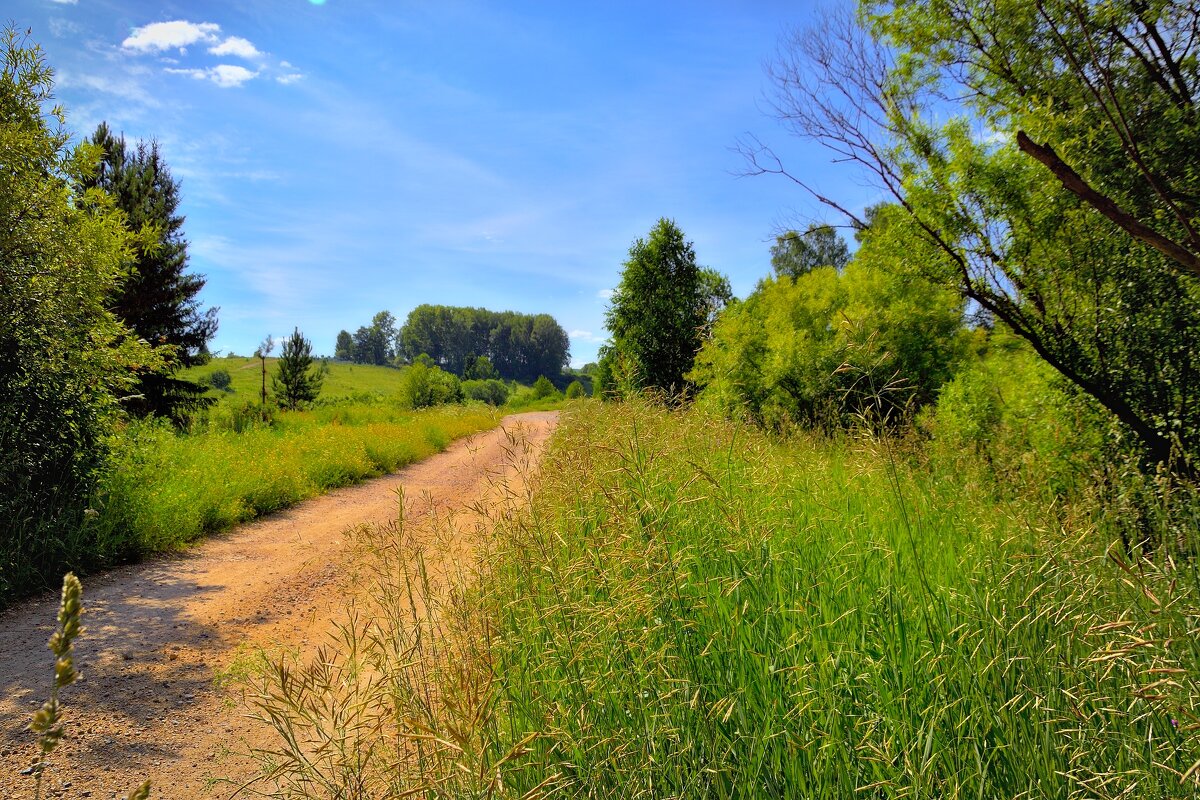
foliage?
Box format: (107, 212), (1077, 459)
(0, 29), (160, 602)
(83, 122), (217, 421)
(399, 305), (570, 382)
(565, 379), (586, 399)
(602, 219), (725, 396)
(920, 331), (1107, 499)
(531, 375), (556, 399)
(770, 223), (849, 279)
(205, 368), (233, 392)
(692, 207), (965, 428)
(759, 1), (1200, 473)
(462, 378), (509, 406)
(333, 329), (354, 361)
(462, 354), (499, 381)
(401, 362), (463, 409)
(272, 328), (324, 410)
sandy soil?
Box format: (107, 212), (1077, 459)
(0, 411), (558, 800)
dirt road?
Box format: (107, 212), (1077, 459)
(0, 411), (558, 800)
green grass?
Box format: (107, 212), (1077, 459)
(465, 401), (1200, 797)
(185, 355), (410, 403)
(88, 402), (499, 557)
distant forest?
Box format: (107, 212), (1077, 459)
(336, 305), (570, 384)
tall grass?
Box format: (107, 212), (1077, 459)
(0, 402), (497, 605)
(253, 400), (1200, 798)
(90, 403), (498, 555)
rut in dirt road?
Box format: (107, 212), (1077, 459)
(0, 410), (558, 800)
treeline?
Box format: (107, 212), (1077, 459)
(336, 305), (570, 384)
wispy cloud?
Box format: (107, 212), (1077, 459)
(166, 64), (259, 88)
(596, 288), (614, 300)
(209, 36), (262, 59)
(46, 0), (78, 5)
(122, 20), (220, 53)
(276, 73), (304, 85)
(569, 329), (606, 343)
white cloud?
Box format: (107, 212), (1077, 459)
(47, 0), (78, 5)
(209, 36), (262, 59)
(596, 288), (614, 300)
(166, 64), (258, 88)
(569, 330), (604, 343)
(279, 60), (294, 69)
(276, 73), (304, 85)
(122, 20), (220, 53)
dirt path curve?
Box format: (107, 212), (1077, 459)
(0, 411), (559, 800)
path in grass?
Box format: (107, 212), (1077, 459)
(0, 411), (559, 799)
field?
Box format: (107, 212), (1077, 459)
(184, 355), (410, 403)
(251, 400), (1200, 797)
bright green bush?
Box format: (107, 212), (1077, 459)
(565, 380), (586, 399)
(532, 375), (557, 399)
(401, 363), (463, 409)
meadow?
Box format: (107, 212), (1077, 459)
(249, 399), (1200, 798)
(183, 355), (410, 403)
(1, 401), (499, 605)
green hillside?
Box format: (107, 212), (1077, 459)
(184, 356), (409, 403)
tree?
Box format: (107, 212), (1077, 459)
(272, 328), (324, 409)
(352, 326), (372, 364)
(748, 3), (1200, 475)
(691, 205), (965, 428)
(0, 28), (158, 597)
(603, 219), (720, 395)
(369, 310), (397, 365)
(334, 330), (354, 361)
(83, 122), (218, 421)
(565, 380), (586, 399)
(770, 224), (850, 280)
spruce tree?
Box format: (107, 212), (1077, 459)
(83, 123), (218, 420)
(273, 328), (324, 409)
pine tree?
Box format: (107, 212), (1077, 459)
(272, 328), (324, 409)
(83, 123), (218, 420)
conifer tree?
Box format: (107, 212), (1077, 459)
(83, 122), (218, 420)
(272, 328), (324, 409)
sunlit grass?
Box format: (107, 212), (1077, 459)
(250, 399), (1200, 798)
(91, 403), (498, 554)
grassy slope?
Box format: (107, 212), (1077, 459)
(184, 356), (409, 402)
(463, 401), (1200, 797)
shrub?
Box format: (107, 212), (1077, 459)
(532, 375), (556, 399)
(463, 379), (510, 406)
(565, 380), (586, 399)
(207, 369), (232, 391)
(402, 363), (463, 409)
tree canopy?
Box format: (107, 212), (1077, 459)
(398, 305), (569, 383)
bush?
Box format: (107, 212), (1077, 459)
(207, 369), (232, 391)
(565, 380), (586, 399)
(402, 363), (463, 409)
(532, 375), (556, 399)
(463, 379), (510, 406)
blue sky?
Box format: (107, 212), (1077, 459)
(13, 0), (870, 366)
